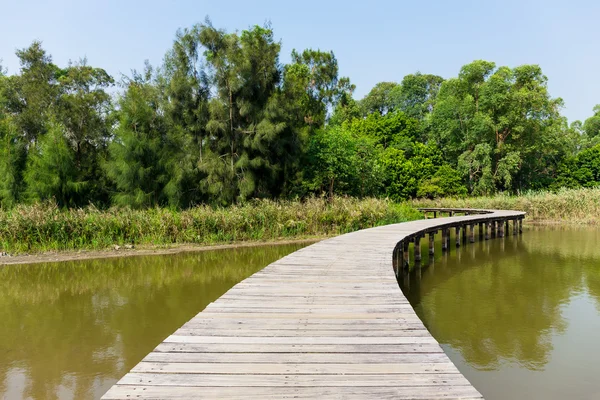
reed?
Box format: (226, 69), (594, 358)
(413, 188), (600, 224)
(0, 197), (422, 254)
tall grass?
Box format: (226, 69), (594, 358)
(413, 187), (600, 224)
(0, 197), (422, 254)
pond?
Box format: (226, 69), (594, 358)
(0, 243), (309, 400)
(399, 226), (600, 400)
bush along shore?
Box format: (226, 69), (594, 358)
(0, 197), (422, 255)
(413, 187), (600, 224)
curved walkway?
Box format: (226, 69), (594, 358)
(102, 209), (525, 399)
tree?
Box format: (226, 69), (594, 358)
(57, 60), (114, 204)
(24, 121), (82, 206)
(359, 82), (400, 115)
(105, 66), (171, 208)
(303, 127), (380, 199)
(553, 144), (600, 189)
(417, 164), (468, 199)
(4, 41), (61, 143)
(346, 110), (420, 151)
(289, 48), (354, 127)
(397, 73), (444, 120)
(199, 22), (283, 204)
(430, 60), (566, 193)
(583, 105), (600, 143)
(159, 26), (211, 205)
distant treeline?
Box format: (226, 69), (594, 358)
(1, 19), (599, 209)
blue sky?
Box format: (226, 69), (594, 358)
(1, 0), (597, 122)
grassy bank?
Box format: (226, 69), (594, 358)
(413, 188), (600, 224)
(0, 197), (422, 255)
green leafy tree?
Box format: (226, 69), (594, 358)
(553, 144), (600, 189)
(303, 127), (360, 199)
(4, 41), (62, 143)
(417, 164), (468, 199)
(57, 60), (114, 204)
(397, 72), (444, 120)
(431, 60), (566, 193)
(346, 110), (420, 151)
(583, 105), (600, 139)
(359, 82), (400, 115)
(289, 48), (354, 127)
(24, 121), (83, 206)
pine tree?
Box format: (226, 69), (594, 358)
(24, 121), (83, 207)
(105, 66), (168, 208)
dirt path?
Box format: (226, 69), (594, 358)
(0, 237), (325, 266)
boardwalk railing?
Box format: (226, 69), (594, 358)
(102, 208), (525, 400)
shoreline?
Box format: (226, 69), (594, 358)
(1, 219), (598, 266)
(0, 237), (326, 266)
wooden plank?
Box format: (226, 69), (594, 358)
(163, 335), (437, 345)
(142, 352), (454, 364)
(116, 372), (474, 387)
(131, 362), (461, 375)
(102, 385), (483, 399)
(153, 343), (444, 354)
(172, 329), (432, 337)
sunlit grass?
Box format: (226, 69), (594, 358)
(0, 197), (422, 254)
(413, 188), (600, 224)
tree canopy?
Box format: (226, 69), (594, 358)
(0, 22), (597, 209)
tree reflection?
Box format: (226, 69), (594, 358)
(400, 228), (600, 371)
(0, 243), (306, 399)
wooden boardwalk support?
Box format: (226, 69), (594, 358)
(102, 209), (524, 400)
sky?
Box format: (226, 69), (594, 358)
(1, 0), (598, 122)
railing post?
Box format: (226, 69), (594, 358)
(519, 218), (523, 234)
(433, 211), (437, 219)
(455, 226), (461, 247)
(403, 241), (410, 269)
(442, 228), (448, 252)
(414, 235), (422, 263)
(428, 232), (435, 256)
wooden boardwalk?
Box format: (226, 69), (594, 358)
(102, 209), (525, 399)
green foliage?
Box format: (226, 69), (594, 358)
(431, 60), (567, 193)
(553, 145), (600, 189)
(417, 164), (468, 199)
(379, 143), (443, 201)
(2, 21), (600, 213)
(0, 116), (26, 207)
(346, 110), (419, 150)
(583, 105), (600, 138)
(24, 122), (85, 207)
(105, 68), (172, 208)
(396, 73), (444, 120)
(359, 82), (401, 115)
(303, 127), (381, 199)
(0, 197), (421, 254)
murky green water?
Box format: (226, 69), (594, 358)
(0, 243), (308, 400)
(400, 227), (600, 400)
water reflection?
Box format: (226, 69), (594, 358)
(399, 227), (600, 400)
(0, 243), (308, 400)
